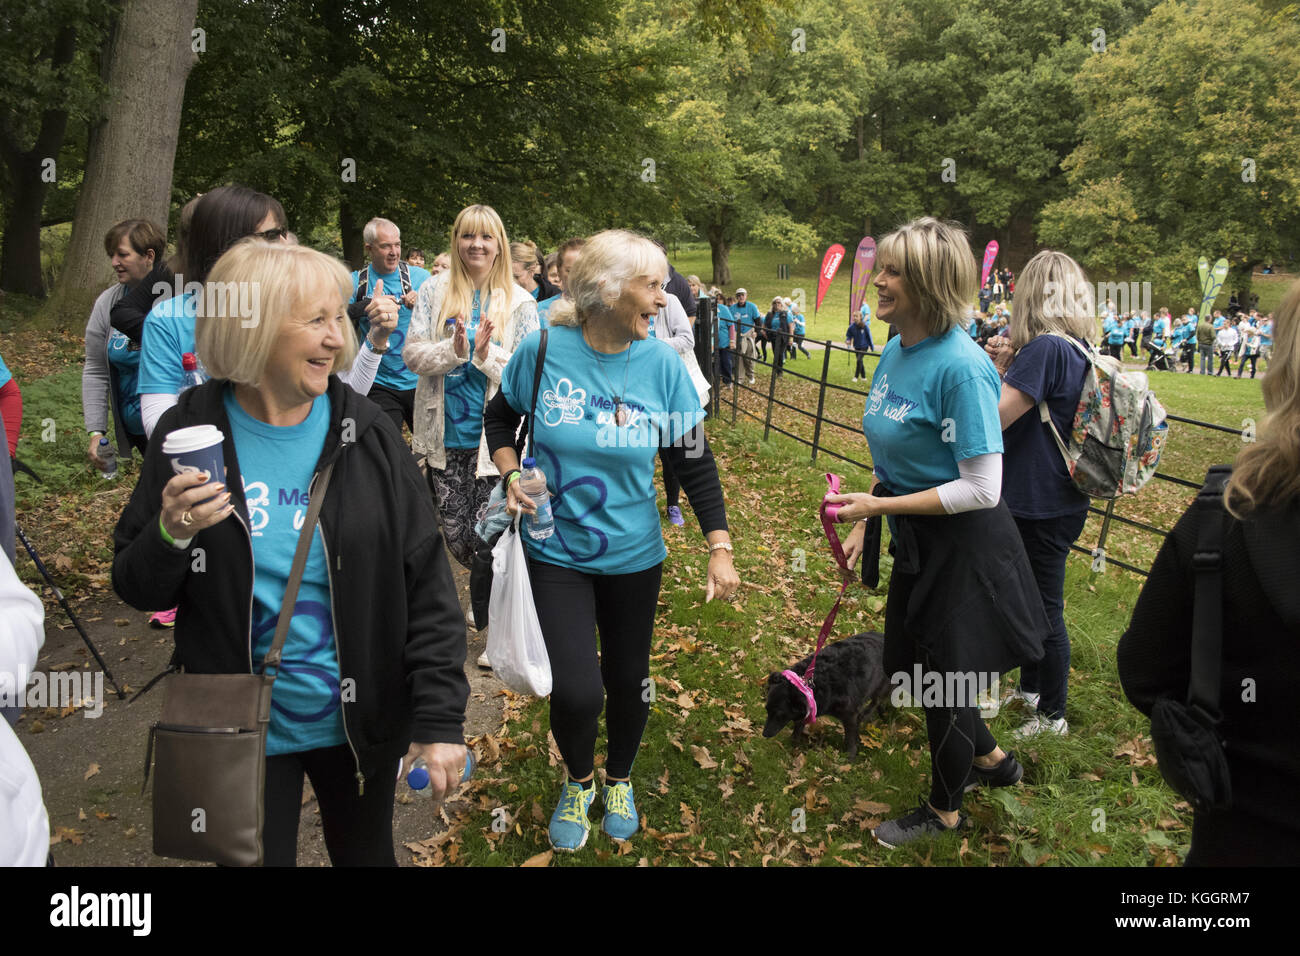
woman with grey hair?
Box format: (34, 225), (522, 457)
(984, 250), (1095, 739)
(483, 230), (738, 852)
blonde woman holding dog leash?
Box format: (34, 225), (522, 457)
(826, 217), (1047, 849)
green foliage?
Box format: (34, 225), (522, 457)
(1039, 0), (1300, 301)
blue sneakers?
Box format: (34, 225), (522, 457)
(601, 781), (639, 841)
(549, 781), (597, 851)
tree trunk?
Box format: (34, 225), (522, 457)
(707, 223), (730, 286)
(339, 196), (362, 270)
(0, 25), (78, 297)
(55, 0), (198, 299)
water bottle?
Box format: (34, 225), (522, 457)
(405, 750), (476, 797)
(179, 352), (206, 393)
(518, 457), (554, 540)
(97, 437), (117, 480)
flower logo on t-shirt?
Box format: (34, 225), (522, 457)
(867, 374), (888, 417)
(542, 377), (587, 427)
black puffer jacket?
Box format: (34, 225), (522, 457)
(112, 376), (468, 782)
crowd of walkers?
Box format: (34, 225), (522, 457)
(2, 193), (1296, 867)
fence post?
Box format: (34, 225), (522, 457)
(1095, 497), (1117, 564)
(810, 341), (832, 463)
(731, 372), (737, 425)
(762, 364), (778, 441)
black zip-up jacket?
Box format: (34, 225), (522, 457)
(112, 376), (468, 781)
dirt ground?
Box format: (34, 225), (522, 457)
(19, 563), (504, 867)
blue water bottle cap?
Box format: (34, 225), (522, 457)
(521, 457), (535, 468)
(99, 437), (110, 447)
(407, 765), (430, 790)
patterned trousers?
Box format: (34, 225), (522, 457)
(427, 447), (497, 570)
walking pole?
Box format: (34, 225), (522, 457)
(15, 526), (127, 699)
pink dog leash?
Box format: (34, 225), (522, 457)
(781, 473), (856, 726)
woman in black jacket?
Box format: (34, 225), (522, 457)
(1118, 279), (1300, 866)
(112, 240), (469, 866)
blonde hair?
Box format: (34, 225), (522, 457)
(875, 217), (977, 337)
(1225, 280), (1300, 517)
(546, 230), (666, 330)
(510, 240), (538, 266)
(196, 238), (357, 384)
(435, 204), (514, 344)
(1009, 250), (1098, 350)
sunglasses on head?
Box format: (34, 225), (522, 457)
(253, 226), (288, 242)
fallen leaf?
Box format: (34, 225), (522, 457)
(691, 745), (718, 770)
(84, 763), (100, 781)
(521, 850), (553, 867)
(77, 808), (87, 821)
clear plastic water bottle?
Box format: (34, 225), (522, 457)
(179, 352), (206, 393)
(97, 436), (117, 480)
(519, 457), (554, 540)
(405, 751), (476, 797)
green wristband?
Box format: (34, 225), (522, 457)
(504, 469), (522, 490)
(159, 514), (179, 547)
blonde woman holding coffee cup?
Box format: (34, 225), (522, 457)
(113, 239), (469, 866)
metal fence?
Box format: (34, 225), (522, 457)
(694, 297), (1238, 578)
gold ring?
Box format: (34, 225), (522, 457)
(180, 511), (194, 527)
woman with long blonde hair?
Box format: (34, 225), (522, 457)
(1120, 279), (1300, 865)
(984, 250), (1096, 739)
(406, 204), (539, 577)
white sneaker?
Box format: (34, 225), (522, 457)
(477, 650), (491, 669)
(1012, 715), (1068, 739)
(1001, 686), (1041, 710)
(749, 377), (755, 384)
(976, 688), (1000, 719)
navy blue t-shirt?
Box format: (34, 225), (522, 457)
(1001, 334), (1091, 519)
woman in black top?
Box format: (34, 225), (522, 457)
(1118, 279), (1300, 866)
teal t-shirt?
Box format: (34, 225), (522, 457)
(443, 290), (490, 449)
(501, 326), (704, 574)
(349, 264), (431, 392)
(716, 304), (734, 343)
(107, 330), (144, 435)
(0, 350), (11, 389)
(793, 313), (806, 335)
(137, 293), (198, 396)
(862, 326), (1003, 496)
(536, 294), (561, 329)
(223, 388), (344, 756)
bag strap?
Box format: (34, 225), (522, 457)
(399, 261), (412, 296)
(1039, 332), (1096, 472)
(356, 267), (369, 301)
(526, 329), (549, 460)
(261, 460), (336, 675)
(1188, 465), (1232, 718)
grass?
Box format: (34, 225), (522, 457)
(666, 241), (1296, 352)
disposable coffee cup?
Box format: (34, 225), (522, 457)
(161, 425), (228, 501)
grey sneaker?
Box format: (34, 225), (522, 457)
(1012, 715), (1068, 740)
(872, 801), (965, 849)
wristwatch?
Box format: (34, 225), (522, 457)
(367, 337), (391, 354)
(708, 541), (734, 554)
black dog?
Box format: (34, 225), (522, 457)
(763, 631), (889, 758)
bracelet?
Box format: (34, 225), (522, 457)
(708, 541), (734, 554)
(503, 469), (522, 490)
(158, 515), (191, 550)
(366, 338), (391, 354)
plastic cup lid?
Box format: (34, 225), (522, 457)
(161, 424), (224, 455)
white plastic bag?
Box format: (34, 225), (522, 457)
(486, 514), (552, 696)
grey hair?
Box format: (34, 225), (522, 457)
(363, 217), (400, 245)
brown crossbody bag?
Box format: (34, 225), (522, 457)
(138, 460), (335, 866)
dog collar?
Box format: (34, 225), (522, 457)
(781, 669), (818, 726)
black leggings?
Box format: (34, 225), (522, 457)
(528, 558), (663, 780)
(263, 743), (397, 866)
(854, 350), (867, 378)
(926, 699), (997, 812)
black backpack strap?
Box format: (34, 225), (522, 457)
(1189, 465), (1232, 717)
(356, 267), (369, 301)
(526, 329), (548, 460)
(399, 261), (411, 296)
